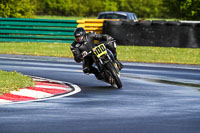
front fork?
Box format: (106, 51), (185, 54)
(107, 50), (120, 73)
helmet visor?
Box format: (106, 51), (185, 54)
(75, 36), (83, 42)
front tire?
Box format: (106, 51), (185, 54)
(106, 62), (122, 88)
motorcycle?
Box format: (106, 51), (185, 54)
(83, 41), (122, 88)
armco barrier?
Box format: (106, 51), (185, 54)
(103, 20), (200, 48)
(0, 18), (116, 43)
(0, 18), (78, 43)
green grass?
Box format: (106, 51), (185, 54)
(0, 70), (35, 95)
(144, 18), (180, 21)
(34, 15), (96, 20)
(35, 15), (180, 21)
(34, 15), (181, 21)
(0, 42), (199, 65)
(117, 46), (200, 65)
(0, 42), (72, 57)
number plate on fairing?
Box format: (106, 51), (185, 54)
(93, 43), (107, 58)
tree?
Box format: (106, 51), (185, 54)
(103, 0), (118, 11)
(162, 0), (200, 20)
(0, 0), (36, 18)
(85, 0), (105, 16)
(115, 0), (164, 18)
(180, 0), (200, 20)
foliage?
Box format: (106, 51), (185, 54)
(162, 0), (200, 20)
(116, 0), (165, 18)
(37, 0), (89, 16)
(0, 0), (36, 18)
(0, 0), (199, 20)
(36, 0), (165, 18)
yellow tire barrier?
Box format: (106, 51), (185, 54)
(77, 19), (119, 34)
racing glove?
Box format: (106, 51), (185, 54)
(81, 51), (88, 58)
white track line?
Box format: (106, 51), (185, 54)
(35, 85), (72, 90)
(0, 99), (12, 104)
(10, 89), (53, 99)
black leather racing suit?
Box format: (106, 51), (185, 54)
(70, 31), (117, 77)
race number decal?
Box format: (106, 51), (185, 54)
(93, 43), (107, 58)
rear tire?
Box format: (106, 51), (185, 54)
(106, 62), (122, 88)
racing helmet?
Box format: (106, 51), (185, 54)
(74, 27), (86, 43)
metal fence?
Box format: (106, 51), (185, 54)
(0, 18), (78, 43)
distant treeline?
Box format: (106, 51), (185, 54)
(0, 0), (199, 20)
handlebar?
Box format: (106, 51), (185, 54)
(82, 40), (116, 58)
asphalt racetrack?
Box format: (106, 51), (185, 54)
(0, 54), (200, 133)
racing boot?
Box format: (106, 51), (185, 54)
(104, 71), (114, 84)
(95, 72), (104, 80)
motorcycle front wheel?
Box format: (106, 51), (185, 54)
(106, 62), (122, 88)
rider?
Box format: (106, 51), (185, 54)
(70, 27), (123, 81)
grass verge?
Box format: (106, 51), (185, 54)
(34, 15), (180, 21)
(117, 45), (200, 65)
(0, 42), (199, 65)
(0, 70), (35, 95)
(34, 15), (96, 20)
